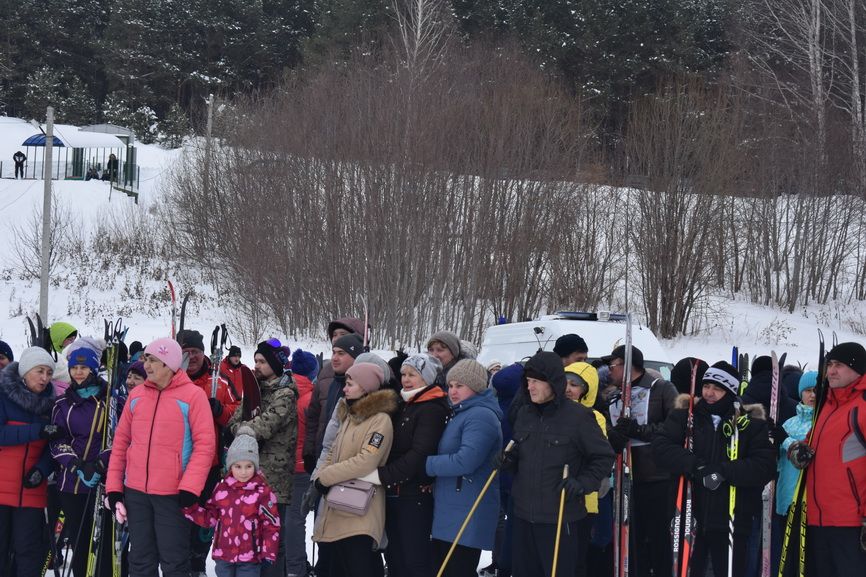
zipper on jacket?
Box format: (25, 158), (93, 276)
(18, 442), (30, 506)
(846, 468), (861, 510)
(144, 389), (164, 492)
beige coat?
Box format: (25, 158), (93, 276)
(313, 389), (397, 546)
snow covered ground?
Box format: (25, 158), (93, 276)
(2, 119), (865, 574)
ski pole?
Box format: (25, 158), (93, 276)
(551, 464), (569, 577)
(435, 440), (515, 577)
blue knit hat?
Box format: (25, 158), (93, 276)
(798, 371), (818, 398)
(68, 347), (100, 374)
(291, 349), (319, 380)
(0, 340), (12, 362)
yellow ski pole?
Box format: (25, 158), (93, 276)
(551, 464), (569, 577)
(436, 440), (515, 577)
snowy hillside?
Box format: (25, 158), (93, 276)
(1, 120), (864, 367)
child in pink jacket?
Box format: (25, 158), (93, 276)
(184, 426), (280, 577)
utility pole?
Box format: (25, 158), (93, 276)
(39, 107), (54, 321)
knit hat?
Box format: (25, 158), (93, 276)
(356, 352), (394, 384)
(227, 345), (241, 358)
(68, 348), (100, 373)
(751, 355), (773, 375)
(426, 331), (461, 360)
(702, 361), (741, 397)
(17, 346), (56, 377)
(553, 334), (589, 358)
(603, 344), (644, 370)
(226, 426), (259, 470)
(346, 362), (385, 394)
(333, 334), (364, 359)
(49, 322), (78, 353)
(447, 359), (489, 393)
(129, 341), (144, 358)
(486, 360), (503, 373)
(291, 349), (319, 380)
(798, 371), (818, 397)
(670, 357), (709, 395)
(402, 353), (442, 387)
(826, 342), (866, 376)
(0, 340), (14, 362)
(176, 329), (205, 352)
(144, 338), (183, 373)
(127, 361), (147, 380)
(255, 340), (289, 377)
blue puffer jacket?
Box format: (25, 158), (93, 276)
(776, 402), (813, 515)
(426, 388), (503, 550)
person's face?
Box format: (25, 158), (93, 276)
(254, 353), (275, 380)
(562, 351), (587, 366)
(343, 375), (365, 400)
(401, 365), (427, 391)
(702, 382), (727, 404)
(448, 380), (476, 405)
(826, 360), (861, 389)
(23, 365), (53, 393)
(0, 353), (9, 369)
(330, 328), (351, 343)
(527, 377), (555, 404)
(62, 333), (77, 349)
(228, 354), (241, 367)
(230, 460), (256, 483)
(142, 354), (174, 386)
(331, 348), (354, 375)
(801, 387), (816, 407)
(126, 372), (146, 390)
(70, 365), (92, 384)
(608, 358), (625, 386)
(183, 347), (204, 374)
(565, 378), (586, 402)
(488, 365), (502, 376)
(427, 341), (454, 367)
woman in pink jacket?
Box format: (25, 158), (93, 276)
(105, 338), (216, 577)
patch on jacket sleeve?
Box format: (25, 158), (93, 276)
(368, 432), (384, 449)
(260, 504), (278, 525)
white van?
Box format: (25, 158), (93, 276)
(476, 311), (673, 378)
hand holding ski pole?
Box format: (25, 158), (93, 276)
(787, 441), (815, 469)
(551, 464), (569, 577)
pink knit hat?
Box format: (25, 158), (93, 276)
(346, 362), (384, 394)
(144, 338), (183, 373)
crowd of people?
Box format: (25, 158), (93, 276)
(0, 317), (864, 577)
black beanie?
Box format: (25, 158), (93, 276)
(702, 361), (741, 397)
(826, 342), (866, 376)
(751, 355), (772, 375)
(333, 334), (364, 359)
(256, 341), (288, 377)
(228, 345), (241, 357)
(177, 329), (205, 352)
(553, 334), (588, 358)
(670, 357), (709, 395)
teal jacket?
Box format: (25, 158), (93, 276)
(776, 402), (813, 515)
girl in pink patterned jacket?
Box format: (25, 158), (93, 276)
(184, 426), (280, 577)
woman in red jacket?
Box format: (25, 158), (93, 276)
(105, 338), (216, 577)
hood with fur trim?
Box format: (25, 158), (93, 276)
(0, 362), (55, 416)
(674, 393), (766, 420)
(337, 388), (399, 424)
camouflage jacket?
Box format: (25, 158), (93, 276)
(229, 373), (298, 503)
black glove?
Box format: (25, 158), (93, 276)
(40, 424), (63, 440)
(178, 490), (199, 508)
(301, 483), (319, 516)
(615, 416), (642, 438)
(314, 479), (330, 495)
(787, 441), (815, 470)
(78, 460), (105, 482)
(208, 398), (223, 418)
(689, 459), (707, 480)
(767, 418), (788, 446)
(303, 454), (317, 475)
(23, 466), (44, 488)
(107, 492), (124, 512)
(493, 449), (518, 473)
(558, 477), (585, 500)
(698, 465), (725, 491)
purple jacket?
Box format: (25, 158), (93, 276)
(50, 382), (111, 494)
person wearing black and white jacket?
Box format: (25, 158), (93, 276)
(652, 361), (775, 577)
(605, 344), (679, 577)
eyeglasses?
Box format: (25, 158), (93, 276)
(608, 361), (624, 369)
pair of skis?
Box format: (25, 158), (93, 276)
(671, 360), (700, 577)
(613, 314), (633, 577)
(166, 280), (193, 339)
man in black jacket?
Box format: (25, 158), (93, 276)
(605, 345), (678, 577)
(652, 361), (775, 577)
(13, 151), (26, 178)
(504, 351), (614, 577)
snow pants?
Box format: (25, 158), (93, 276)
(0, 505), (45, 577)
(125, 488), (191, 577)
(511, 516), (581, 577)
(384, 493), (435, 577)
(806, 526), (866, 577)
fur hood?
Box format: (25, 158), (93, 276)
(0, 362), (55, 416)
(674, 393), (766, 419)
(337, 389), (399, 423)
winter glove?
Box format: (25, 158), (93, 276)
(314, 479), (330, 495)
(698, 466), (725, 491)
(615, 416), (642, 438)
(787, 441), (815, 470)
(22, 466), (44, 488)
(493, 448), (518, 473)
(208, 398), (223, 418)
(303, 454), (317, 475)
(76, 470), (102, 488)
(300, 484), (319, 517)
(40, 424), (63, 441)
(558, 477), (585, 500)
(178, 490), (199, 508)
(767, 418), (788, 446)
(689, 459), (707, 480)
(106, 492), (124, 513)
